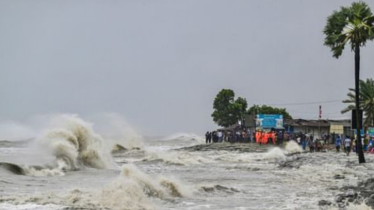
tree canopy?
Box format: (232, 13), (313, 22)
(324, 2), (374, 58)
(247, 105), (292, 119)
(211, 89), (247, 128)
(342, 78), (374, 126)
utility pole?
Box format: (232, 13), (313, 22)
(319, 105), (322, 138)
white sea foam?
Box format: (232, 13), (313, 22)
(0, 114), (121, 176)
(0, 203), (63, 210)
(22, 159), (68, 176)
(264, 147), (287, 161)
(97, 179), (155, 210)
(0, 184), (155, 210)
(262, 141), (302, 162)
(0, 114), (144, 176)
(0, 164), (191, 210)
(285, 140), (303, 154)
(211, 151), (260, 163)
(5, 121), (374, 209)
(89, 113), (144, 150)
(143, 150), (213, 165)
(328, 203), (373, 210)
(121, 164), (192, 198)
(346, 203), (373, 210)
(36, 114), (115, 171)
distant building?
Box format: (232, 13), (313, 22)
(284, 119), (352, 139)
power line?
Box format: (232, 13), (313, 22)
(266, 100), (342, 106)
(291, 110), (350, 115)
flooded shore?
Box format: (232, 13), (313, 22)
(1, 117), (374, 210)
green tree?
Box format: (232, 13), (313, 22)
(247, 105), (292, 119)
(233, 97), (248, 122)
(342, 78), (374, 127)
(211, 89), (247, 128)
(324, 1), (374, 163)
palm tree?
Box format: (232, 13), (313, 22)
(342, 79), (374, 127)
(324, 2), (374, 163)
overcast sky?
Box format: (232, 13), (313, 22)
(1, 0), (374, 136)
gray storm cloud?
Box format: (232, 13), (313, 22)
(0, 0), (374, 135)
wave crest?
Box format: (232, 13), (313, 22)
(37, 115), (114, 171)
(285, 140), (303, 154)
(121, 164), (192, 198)
(163, 133), (204, 142)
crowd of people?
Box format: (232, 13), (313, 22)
(254, 130), (285, 145)
(255, 131), (326, 152)
(205, 129), (374, 156)
(205, 129), (302, 145)
(334, 135), (374, 156)
(205, 130), (251, 143)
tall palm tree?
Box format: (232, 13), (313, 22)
(342, 79), (374, 127)
(324, 2), (374, 163)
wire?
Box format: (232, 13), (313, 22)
(266, 100), (342, 106)
(290, 111), (348, 115)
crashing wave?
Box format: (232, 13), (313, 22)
(36, 115), (115, 171)
(0, 185), (155, 210)
(0, 115), (119, 176)
(0, 164), (191, 210)
(121, 164), (192, 198)
(285, 140), (303, 154)
(0, 162), (25, 175)
(264, 147), (287, 161)
(263, 141), (302, 162)
(89, 113), (144, 151)
(0, 159), (71, 176)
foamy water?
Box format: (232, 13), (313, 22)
(1, 116), (374, 209)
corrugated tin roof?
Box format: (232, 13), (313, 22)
(284, 119), (351, 127)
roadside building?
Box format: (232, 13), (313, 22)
(283, 119), (352, 139)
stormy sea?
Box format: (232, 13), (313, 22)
(1, 115), (374, 210)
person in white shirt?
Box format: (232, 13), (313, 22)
(344, 136), (352, 156)
(217, 131), (223, 142)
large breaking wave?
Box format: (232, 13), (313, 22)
(37, 114), (114, 170)
(0, 114), (144, 176)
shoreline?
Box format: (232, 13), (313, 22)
(179, 142), (276, 153)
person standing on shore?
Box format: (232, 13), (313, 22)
(211, 132), (216, 143)
(368, 137), (374, 153)
(335, 135), (341, 152)
(364, 135), (369, 151)
(344, 136), (351, 156)
(353, 138), (357, 153)
(277, 131), (284, 146)
(301, 134), (307, 150)
(271, 131), (276, 144)
(218, 131), (223, 142)
(267, 132), (272, 145)
(262, 132), (268, 144)
(205, 131), (210, 144)
(308, 137), (315, 152)
(235, 130), (240, 142)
